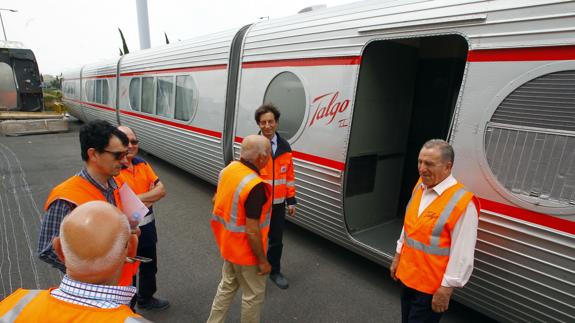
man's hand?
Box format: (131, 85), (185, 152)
(390, 253), (400, 281)
(257, 260), (272, 276)
(432, 286), (453, 313)
(287, 205), (296, 217)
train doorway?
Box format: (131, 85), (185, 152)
(343, 35), (468, 256)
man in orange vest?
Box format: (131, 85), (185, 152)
(254, 103), (296, 290)
(207, 135), (272, 323)
(115, 125), (169, 311)
(0, 201), (150, 322)
(37, 120), (138, 286)
(390, 139), (479, 323)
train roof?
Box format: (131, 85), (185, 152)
(63, 0), (574, 77)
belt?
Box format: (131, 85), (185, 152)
(139, 213), (155, 227)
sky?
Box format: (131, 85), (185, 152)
(1, 0), (356, 75)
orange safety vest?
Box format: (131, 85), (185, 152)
(211, 161), (272, 266)
(44, 175), (123, 211)
(0, 288), (149, 322)
(43, 175), (138, 287)
(260, 150), (296, 205)
(396, 178), (479, 295)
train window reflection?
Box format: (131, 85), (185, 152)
(141, 77), (155, 114)
(485, 70), (575, 208)
(175, 75), (196, 121)
(95, 79), (102, 104)
(129, 78), (141, 111)
(102, 80), (109, 105)
(156, 76), (174, 118)
(263, 71), (306, 140)
(86, 80), (94, 102)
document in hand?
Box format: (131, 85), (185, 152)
(119, 183), (149, 226)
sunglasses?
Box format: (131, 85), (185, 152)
(129, 139), (139, 145)
(103, 149), (129, 160)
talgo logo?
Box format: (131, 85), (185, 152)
(309, 91), (350, 126)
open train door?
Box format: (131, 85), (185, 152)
(344, 35), (468, 256)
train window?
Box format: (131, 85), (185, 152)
(156, 76), (174, 118)
(86, 80), (95, 102)
(141, 77), (155, 114)
(102, 80), (109, 105)
(263, 72), (306, 140)
(175, 75), (196, 121)
(485, 70), (575, 208)
(129, 78), (141, 111)
(95, 79), (102, 103)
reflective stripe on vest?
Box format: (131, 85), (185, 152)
(138, 213), (154, 227)
(0, 289), (42, 322)
(273, 197), (285, 204)
(125, 316), (153, 323)
(212, 173), (272, 232)
(403, 187), (467, 256)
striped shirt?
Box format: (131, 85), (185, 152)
(38, 169), (119, 272)
(51, 275), (136, 309)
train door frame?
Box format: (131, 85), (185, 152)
(343, 34), (469, 256)
(223, 24), (252, 165)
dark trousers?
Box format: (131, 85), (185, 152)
(267, 203), (286, 274)
(136, 242), (157, 300)
(401, 283), (443, 323)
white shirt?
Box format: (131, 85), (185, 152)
(270, 133), (278, 155)
(395, 175), (478, 288)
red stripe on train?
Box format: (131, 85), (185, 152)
(81, 101), (116, 112)
(70, 99), (222, 139)
(234, 136), (346, 171)
(83, 74), (116, 79)
(119, 110), (222, 139)
(243, 56), (362, 68)
(479, 198), (575, 235)
(468, 45), (575, 62)
(120, 64), (228, 77)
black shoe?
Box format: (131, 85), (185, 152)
(137, 297), (170, 311)
(269, 272), (289, 289)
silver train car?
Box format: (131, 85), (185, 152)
(62, 0), (574, 321)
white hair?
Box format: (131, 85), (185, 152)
(59, 216), (130, 275)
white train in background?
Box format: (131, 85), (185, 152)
(62, 0), (574, 321)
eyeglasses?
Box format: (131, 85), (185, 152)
(129, 139), (139, 145)
(102, 149), (129, 160)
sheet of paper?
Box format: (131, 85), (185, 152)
(119, 183), (149, 226)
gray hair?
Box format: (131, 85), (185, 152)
(59, 216), (130, 275)
(422, 139), (454, 164)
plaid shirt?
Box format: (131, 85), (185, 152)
(51, 275), (136, 309)
(37, 169), (119, 272)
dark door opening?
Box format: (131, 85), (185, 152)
(344, 35), (468, 255)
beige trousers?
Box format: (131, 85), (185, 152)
(206, 260), (267, 323)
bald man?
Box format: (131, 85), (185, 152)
(0, 201), (151, 322)
(207, 135), (273, 323)
(115, 125), (169, 311)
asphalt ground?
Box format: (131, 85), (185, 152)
(0, 120), (496, 322)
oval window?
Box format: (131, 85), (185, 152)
(484, 70), (575, 208)
(263, 72), (306, 141)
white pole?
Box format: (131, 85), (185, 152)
(135, 0), (151, 50)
